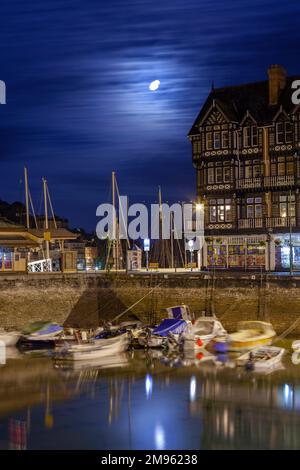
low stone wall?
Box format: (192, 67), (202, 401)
(0, 272), (299, 335)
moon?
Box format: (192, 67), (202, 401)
(149, 80), (160, 91)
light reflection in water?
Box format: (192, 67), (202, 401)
(189, 376), (196, 402)
(3, 351), (300, 449)
(283, 383), (294, 409)
(154, 424), (166, 450)
(145, 374), (153, 399)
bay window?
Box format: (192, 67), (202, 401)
(209, 198), (232, 223)
(207, 162), (231, 185)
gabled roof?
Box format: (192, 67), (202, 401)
(188, 75), (300, 136)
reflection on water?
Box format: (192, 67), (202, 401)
(1, 349), (300, 449)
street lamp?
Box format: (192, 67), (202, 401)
(188, 239), (194, 271)
(196, 203), (204, 211)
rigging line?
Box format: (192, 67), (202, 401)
(175, 237), (184, 268)
(46, 184), (57, 229)
(273, 313), (300, 343)
(38, 190), (44, 222)
(111, 284), (161, 324)
(28, 190), (38, 229)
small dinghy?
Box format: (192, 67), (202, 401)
(56, 333), (129, 361)
(20, 322), (64, 348)
(227, 321), (276, 352)
(0, 330), (21, 347)
(236, 346), (285, 370)
(292, 340), (300, 351)
(183, 317), (227, 351)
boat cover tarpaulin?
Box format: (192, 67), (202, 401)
(34, 323), (63, 336)
(152, 319), (188, 337)
(166, 305), (191, 321)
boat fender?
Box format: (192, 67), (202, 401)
(292, 351), (300, 365)
(196, 338), (203, 348)
(81, 331), (87, 342)
(196, 352), (204, 360)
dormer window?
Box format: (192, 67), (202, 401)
(206, 130), (229, 150)
(276, 121), (293, 144)
(222, 131), (229, 148)
(243, 126), (258, 147)
(213, 132), (221, 149)
(206, 132), (213, 150)
(285, 122), (293, 143)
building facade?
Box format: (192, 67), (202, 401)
(189, 65), (300, 271)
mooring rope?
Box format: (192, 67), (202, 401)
(273, 313), (300, 343)
(111, 283), (161, 324)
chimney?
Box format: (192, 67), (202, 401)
(268, 64), (287, 105)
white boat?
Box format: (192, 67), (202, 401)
(236, 346), (285, 370)
(58, 333), (129, 361)
(21, 322), (64, 346)
(0, 330), (21, 346)
(292, 340), (300, 351)
(183, 317), (227, 350)
(137, 317), (190, 349)
(227, 321), (276, 352)
(54, 352), (129, 371)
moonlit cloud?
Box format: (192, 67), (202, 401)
(0, 0), (299, 228)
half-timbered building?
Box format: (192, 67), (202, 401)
(188, 65), (300, 271)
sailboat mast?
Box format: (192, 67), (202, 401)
(112, 171), (117, 270)
(43, 178), (50, 259)
(24, 167), (30, 229)
(170, 212), (174, 269)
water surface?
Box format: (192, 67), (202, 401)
(0, 348), (300, 450)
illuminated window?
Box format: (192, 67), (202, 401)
(209, 198), (232, 222)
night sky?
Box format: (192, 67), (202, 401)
(0, 0), (300, 230)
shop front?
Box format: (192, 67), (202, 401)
(0, 247), (13, 271)
(204, 236), (267, 271)
(274, 234), (300, 271)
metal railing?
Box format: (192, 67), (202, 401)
(236, 178), (262, 189)
(27, 258), (52, 273)
(266, 216), (296, 228)
(238, 218), (264, 229)
(264, 175), (295, 187)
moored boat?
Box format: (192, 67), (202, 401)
(292, 339), (300, 351)
(227, 321), (276, 352)
(236, 346), (285, 370)
(55, 332), (129, 361)
(20, 322), (64, 348)
(0, 330), (21, 347)
(182, 317), (227, 351)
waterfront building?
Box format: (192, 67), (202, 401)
(0, 218), (77, 273)
(189, 65), (300, 271)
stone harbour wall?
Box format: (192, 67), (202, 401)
(0, 272), (300, 335)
